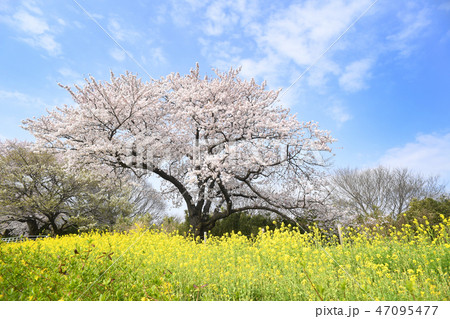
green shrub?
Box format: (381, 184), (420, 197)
(397, 196), (450, 228)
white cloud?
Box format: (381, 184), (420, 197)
(108, 18), (125, 41)
(259, 1), (371, 66)
(199, 38), (243, 69)
(197, 0), (437, 99)
(12, 10), (48, 34)
(110, 47), (126, 62)
(0, 90), (46, 109)
(206, 0), (374, 91)
(306, 60), (341, 91)
(107, 17), (141, 42)
(203, 1), (239, 36)
(20, 33), (61, 56)
(168, 0), (259, 33)
(58, 67), (79, 78)
(387, 8), (431, 57)
(327, 103), (352, 126)
(167, 1), (195, 27)
(0, 3), (62, 56)
(163, 0), (440, 105)
(164, 0), (439, 136)
(56, 67), (85, 86)
(184, 0), (207, 9)
(338, 58), (374, 92)
(89, 13), (104, 20)
(239, 52), (286, 86)
(379, 133), (450, 184)
(151, 4), (167, 24)
(22, 0), (43, 15)
(149, 47), (167, 65)
(72, 20), (84, 29)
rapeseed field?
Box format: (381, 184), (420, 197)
(0, 217), (448, 301)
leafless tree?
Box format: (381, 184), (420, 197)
(127, 177), (166, 223)
(331, 166), (447, 220)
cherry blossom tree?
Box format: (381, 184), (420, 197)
(24, 64), (335, 237)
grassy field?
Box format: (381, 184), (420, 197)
(0, 217), (449, 301)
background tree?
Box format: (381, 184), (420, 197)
(126, 176), (166, 224)
(24, 65), (335, 237)
(113, 181), (166, 233)
(0, 140), (163, 236)
(397, 196), (450, 228)
(208, 211), (277, 237)
(331, 166), (447, 224)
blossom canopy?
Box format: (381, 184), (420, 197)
(24, 64), (335, 235)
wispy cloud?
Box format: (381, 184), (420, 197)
(194, 0), (436, 94)
(238, 52), (286, 88)
(149, 47), (167, 65)
(58, 67), (80, 79)
(387, 7), (431, 57)
(56, 17), (66, 26)
(199, 38), (243, 69)
(12, 9), (49, 34)
(379, 132), (450, 184)
(21, 0), (42, 15)
(56, 67), (85, 86)
(327, 103), (353, 127)
(107, 17), (141, 43)
(204, 1), (239, 36)
(259, 1), (371, 66)
(167, 0), (259, 33)
(0, 1), (62, 56)
(196, 0), (376, 93)
(20, 34), (61, 56)
(306, 60), (340, 91)
(339, 58), (374, 92)
(202, 0), (260, 36)
(0, 89), (46, 109)
(189, 0), (441, 133)
(110, 47), (126, 62)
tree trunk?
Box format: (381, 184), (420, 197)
(49, 218), (61, 236)
(188, 207), (213, 239)
(26, 219), (40, 236)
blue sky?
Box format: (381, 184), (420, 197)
(1, 0), (450, 189)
